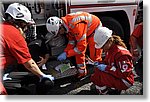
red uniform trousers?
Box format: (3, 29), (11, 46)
(91, 68), (128, 91)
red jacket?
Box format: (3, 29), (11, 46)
(103, 44), (134, 85)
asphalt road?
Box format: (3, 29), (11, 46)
(46, 74), (143, 95)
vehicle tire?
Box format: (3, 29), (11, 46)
(100, 16), (125, 40)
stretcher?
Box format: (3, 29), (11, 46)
(42, 59), (78, 80)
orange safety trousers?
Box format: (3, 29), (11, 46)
(87, 35), (103, 62)
(65, 34), (103, 71)
(75, 36), (103, 77)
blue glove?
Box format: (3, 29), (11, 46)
(57, 52), (67, 61)
(94, 61), (100, 66)
(96, 64), (107, 71)
(40, 74), (54, 82)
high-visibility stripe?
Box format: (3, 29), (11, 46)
(68, 40), (75, 45)
(69, 23), (75, 29)
(62, 20), (69, 33)
(78, 68), (86, 73)
(77, 63), (86, 68)
(71, 14), (92, 24)
(87, 14), (92, 28)
(95, 85), (108, 95)
(95, 85), (107, 90)
(122, 79), (132, 88)
(74, 47), (82, 54)
(69, 13), (92, 29)
(77, 33), (86, 42)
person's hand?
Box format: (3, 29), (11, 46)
(57, 52), (67, 61)
(94, 61), (100, 66)
(37, 56), (47, 67)
(40, 74), (54, 82)
(3, 73), (12, 81)
(96, 64), (107, 71)
(132, 49), (140, 57)
(38, 74), (55, 91)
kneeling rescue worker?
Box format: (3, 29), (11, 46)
(91, 27), (134, 94)
(46, 12), (103, 78)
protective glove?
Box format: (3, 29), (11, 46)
(57, 52), (67, 61)
(38, 74), (55, 93)
(40, 74), (54, 82)
(3, 73), (12, 81)
(96, 64), (107, 71)
(94, 61), (100, 66)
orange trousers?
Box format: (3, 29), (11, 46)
(75, 36), (102, 70)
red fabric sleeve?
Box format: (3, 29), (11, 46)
(105, 55), (133, 80)
(132, 23), (143, 38)
(64, 34), (75, 52)
(66, 23), (87, 57)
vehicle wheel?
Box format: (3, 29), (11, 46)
(100, 16), (125, 40)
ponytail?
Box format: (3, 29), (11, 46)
(111, 35), (127, 48)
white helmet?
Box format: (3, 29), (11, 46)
(5, 3), (34, 24)
(94, 27), (112, 48)
(46, 16), (62, 37)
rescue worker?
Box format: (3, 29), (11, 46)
(129, 0), (143, 63)
(47, 12), (103, 78)
(91, 27), (134, 94)
(129, 22), (143, 62)
(0, 3), (54, 95)
(129, 22), (143, 80)
(129, 1), (143, 79)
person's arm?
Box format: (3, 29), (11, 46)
(23, 59), (54, 81)
(36, 38), (50, 67)
(8, 27), (54, 81)
(64, 34), (75, 52)
(129, 35), (139, 57)
(23, 59), (44, 77)
(104, 55), (133, 79)
(129, 23), (143, 58)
